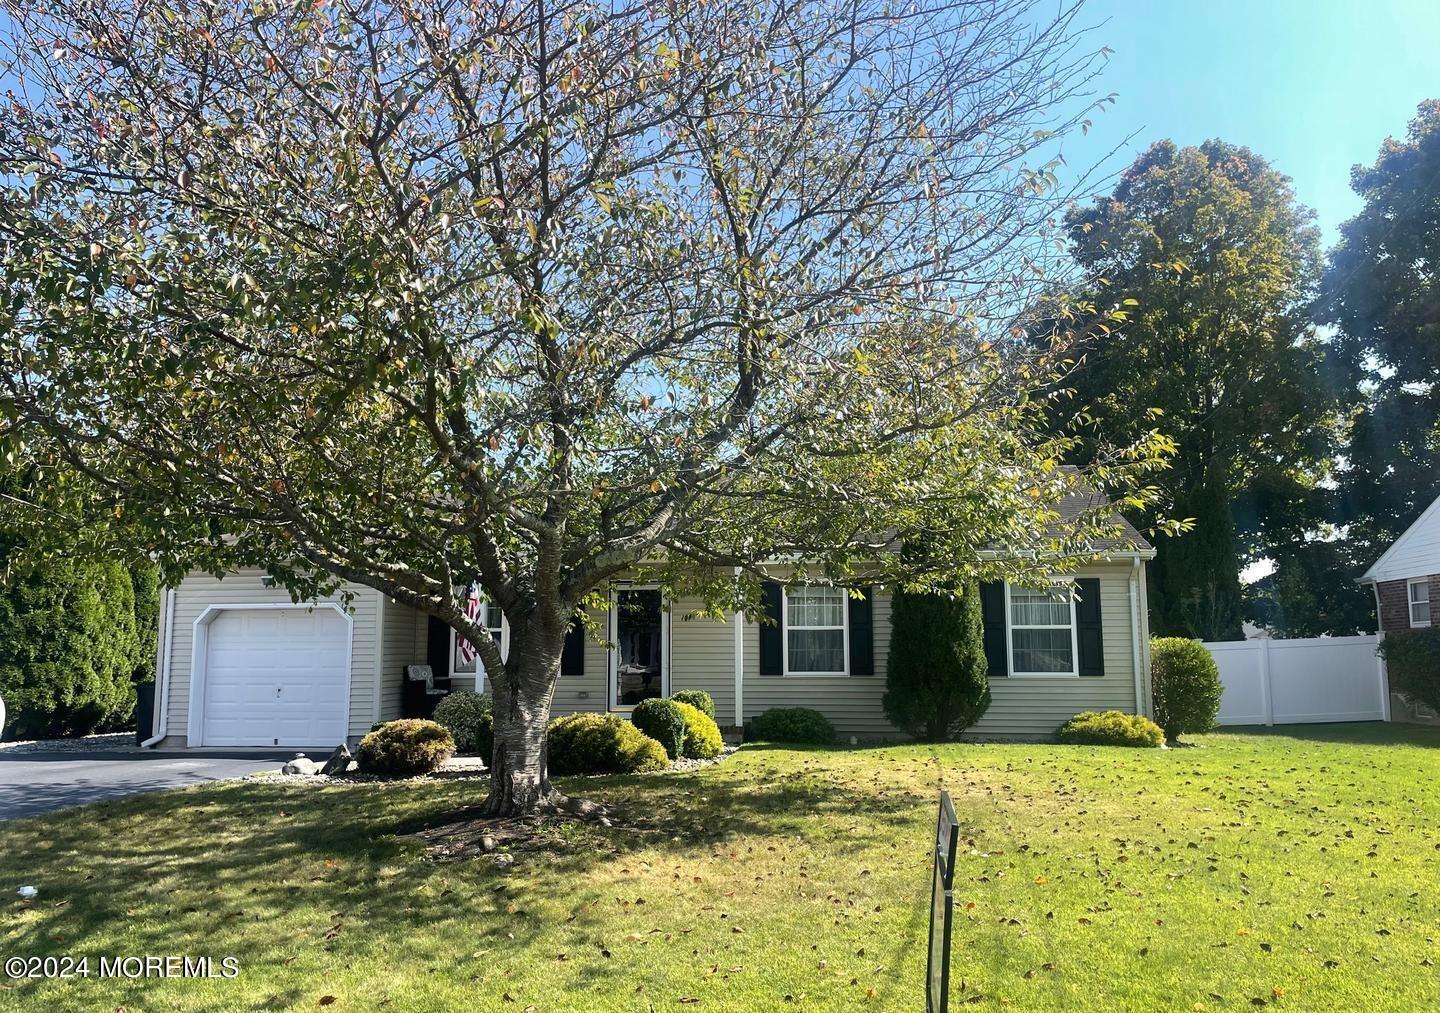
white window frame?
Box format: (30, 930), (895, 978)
(450, 601), (509, 683)
(782, 584), (850, 678)
(1004, 579), (1080, 679)
(1408, 578), (1431, 628)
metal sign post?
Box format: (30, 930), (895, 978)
(927, 791), (960, 1013)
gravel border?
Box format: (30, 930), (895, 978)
(0, 733), (137, 755)
(250, 747), (736, 784)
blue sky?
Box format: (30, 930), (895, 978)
(1053, 0), (1440, 244)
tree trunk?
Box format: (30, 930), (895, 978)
(482, 644), (563, 817)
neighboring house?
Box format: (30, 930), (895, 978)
(1360, 491), (1440, 635)
(1359, 491), (1440, 723)
(141, 499), (1156, 749)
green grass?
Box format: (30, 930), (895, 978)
(2, 724), (1439, 1011)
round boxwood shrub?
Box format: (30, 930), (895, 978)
(675, 701), (723, 759)
(671, 689), (716, 721)
(432, 690), (494, 757)
(547, 713), (669, 775)
(356, 719), (455, 777)
(744, 707), (835, 745)
(631, 698), (687, 759)
(1057, 710), (1164, 747)
(1150, 637), (1223, 743)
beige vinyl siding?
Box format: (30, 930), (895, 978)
(743, 590), (894, 738)
(742, 564), (1146, 740)
(548, 597), (739, 723)
(161, 570), (380, 744)
(668, 598), (737, 725)
(379, 599), (420, 722)
(968, 564), (1139, 737)
(159, 560), (1149, 745)
(551, 604), (609, 715)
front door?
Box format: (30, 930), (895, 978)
(610, 588), (666, 709)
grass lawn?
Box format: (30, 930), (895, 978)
(2, 724), (1439, 1011)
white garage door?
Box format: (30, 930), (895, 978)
(202, 608), (350, 747)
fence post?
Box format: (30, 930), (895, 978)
(1376, 631), (1391, 722)
(1259, 637), (1274, 726)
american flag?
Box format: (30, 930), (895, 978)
(457, 585), (483, 665)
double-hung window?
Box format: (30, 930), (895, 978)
(1006, 581), (1078, 677)
(1409, 579), (1431, 628)
(452, 600), (507, 680)
(785, 585), (848, 676)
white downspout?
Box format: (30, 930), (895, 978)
(1129, 558), (1146, 717)
(733, 567), (744, 731)
(141, 586), (176, 748)
(1370, 581), (1392, 721)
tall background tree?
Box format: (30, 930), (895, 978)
(0, 0), (1169, 814)
(1311, 101), (1440, 626)
(1054, 140), (1344, 640)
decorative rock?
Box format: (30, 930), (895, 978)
(281, 754), (319, 776)
(320, 744), (352, 777)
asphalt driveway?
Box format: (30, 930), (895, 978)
(0, 751), (293, 821)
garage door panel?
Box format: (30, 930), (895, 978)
(201, 608), (350, 747)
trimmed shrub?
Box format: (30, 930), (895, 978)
(883, 584), (991, 741)
(432, 690), (494, 756)
(631, 698), (688, 759)
(1377, 628), (1440, 713)
(1150, 637), (1223, 742)
(675, 701), (723, 759)
(1057, 710), (1164, 747)
(356, 719), (455, 777)
(0, 550), (161, 739)
(671, 689), (716, 721)
(745, 707), (835, 745)
(547, 713), (669, 775)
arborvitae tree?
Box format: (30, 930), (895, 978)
(0, 552), (159, 739)
(1150, 481), (1244, 641)
(883, 584), (992, 741)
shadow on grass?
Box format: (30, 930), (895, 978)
(0, 747), (937, 1004)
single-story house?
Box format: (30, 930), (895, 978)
(141, 508), (1157, 749)
(1359, 490), (1440, 723)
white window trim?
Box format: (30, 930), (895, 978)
(1004, 579), (1080, 679)
(1408, 578), (1431, 629)
(450, 602), (509, 683)
(782, 584), (850, 678)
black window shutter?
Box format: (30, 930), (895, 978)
(979, 581), (1008, 677)
(759, 580), (784, 676)
(426, 615), (450, 676)
(1076, 577), (1104, 677)
(561, 616), (585, 676)
(848, 587), (874, 676)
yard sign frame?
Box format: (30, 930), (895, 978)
(926, 790), (960, 1013)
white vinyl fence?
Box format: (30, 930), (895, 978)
(1203, 635), (1390, 726)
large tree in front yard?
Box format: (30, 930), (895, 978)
(0, 0), (1169, 815)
